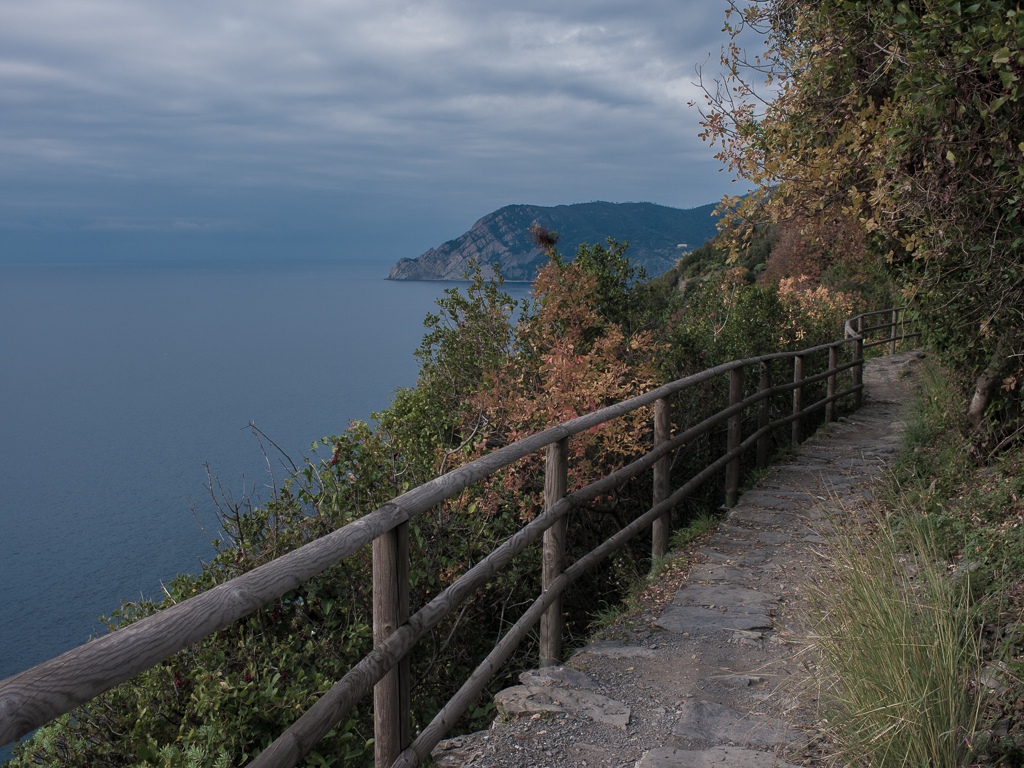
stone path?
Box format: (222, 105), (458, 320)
(432, 350), (923, 768)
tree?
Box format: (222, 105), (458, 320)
(698, 0), (1024, 441)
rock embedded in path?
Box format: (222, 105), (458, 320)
(699, 546), (767, 565)
(672, 699), (795, 747)
(734, 494), (806, 511)
(686, 564), (756, 583)
(519, 666), (596, 690)
(727, 509), (803, 527)
(656, 605), (773, 633)
(635, 745), (801, 768)
(573, 640), (657, 659)
(432, 733), (492, 767)
(709, 673), (766, 688)
(716, 522), (762, 540)
(672, 584), (775, 609)
(755, 530), (793, 545)
(494, 685), (631, 728)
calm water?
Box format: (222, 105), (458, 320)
(0, 260), (530, 760)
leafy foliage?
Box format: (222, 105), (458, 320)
(696, 0), (1024, 441)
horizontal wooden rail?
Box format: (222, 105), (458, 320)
(845, 306), (916, 400)
(0, 307), (920, 768)
(864, 331), (921, 349)
(253, 402), (749, 767)
(861, 320), (900, 334)
(847, 306), (907, 322)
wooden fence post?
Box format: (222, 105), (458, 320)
(890, 308), (899, 355)
(757, 361), (771, 469)
(651, 397), (671, 561)
(540, 438), (568, 668)
(725, 367), (743, 508)
(825, 344), (838, 423)
(853, 334), (864, 410)
(373, 521), (410, 767)
(792, 355), (804, 448)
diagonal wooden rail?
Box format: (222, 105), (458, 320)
(0, 307), (918, 767)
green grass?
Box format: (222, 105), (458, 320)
(804, 512), (985, 768)
(669, 513), (718, 551)
(886, 360), (1024, 611)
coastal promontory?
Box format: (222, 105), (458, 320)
(386, 201), (719, 281)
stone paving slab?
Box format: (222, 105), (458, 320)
(575, 640), (658, 659)
(495, 685), (632, 728)
(520, 666), (597, 690)
(726, 510), (803, 527)
(671, 584), (776, 608)
(686, 565), (756, 583)
(698, 546), (768, 565)
(636, 746), (801, 768)
(656, 605), (773, 633)
(671, 700), (795, 747)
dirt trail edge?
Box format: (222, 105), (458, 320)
(432, 350), (922, 768)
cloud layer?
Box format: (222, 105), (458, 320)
(0, 0), (747, 260)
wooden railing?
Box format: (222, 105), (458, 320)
(0, 308), (918, 767)
(844, 306), (920, 409)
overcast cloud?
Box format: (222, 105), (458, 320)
(0, 0), (750, 263)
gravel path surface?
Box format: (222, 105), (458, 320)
(432, 350), (922, 768)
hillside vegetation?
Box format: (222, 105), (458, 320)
(869, 360), (1024, 765)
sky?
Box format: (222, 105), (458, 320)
(0, 0), (754, 265)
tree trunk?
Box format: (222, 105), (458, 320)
(967, 335), (1015, 428)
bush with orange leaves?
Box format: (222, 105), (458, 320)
(452, 255), (659, 525)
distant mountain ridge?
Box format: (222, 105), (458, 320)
(386, 201), (720, 281)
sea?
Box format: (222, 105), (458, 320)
(0, 260), (532, 762)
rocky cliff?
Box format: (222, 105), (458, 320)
(386, 201), (719, 281)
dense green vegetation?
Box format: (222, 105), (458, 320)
(5, 235), (872, 768)
(806, 486), (985, 768)
(698, 0), (1023, 445)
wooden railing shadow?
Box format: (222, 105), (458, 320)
(0, 307), (918, 767)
